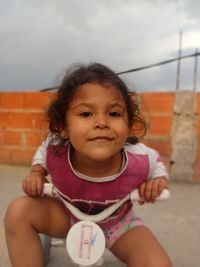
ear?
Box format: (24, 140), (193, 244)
(60, 129), (68, 139)
(128, 125), (134, 137)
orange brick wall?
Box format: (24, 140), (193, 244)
(140, 92), (174, 170)
(0, 92), (54, 165)
(0, 91), (199, 182)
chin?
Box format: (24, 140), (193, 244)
(89, 151), (116, 162)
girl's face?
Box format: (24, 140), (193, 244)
(65, 83), (131, 174)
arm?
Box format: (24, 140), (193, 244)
(22, 137), (49, 197)
(138, 146), (169, 203)
(138, 176), (168, 203)
(22, 164), (48, 197)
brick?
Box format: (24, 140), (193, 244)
(196, 116), (200, 137)
(9, 112), (33, 129)
(2, 110), (49, 129)
(196, 93), (200, 115)
(141, 92), (175, 113)
(2, 130), (22, 145)
(193, 162), (200, 182)
(0, 112), (10, 128)
(0, 92), (24, 109)
(0, 129), (3, 144)
(9, 112), (36, 129)
(34, 113), (49, 130)
(25, 131), (48, 146)
(143, 139), (171, 157)
(23, 92), (50, 110)
(10, 148), (36, 165)
(48, 92), (57, 102)
(145, 114), (173, 136)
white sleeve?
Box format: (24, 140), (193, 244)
(143, 145), (169, 180)
(31, 137), (50, 169)
(148, 153), (169, 179)
(125, 143), (169, 179)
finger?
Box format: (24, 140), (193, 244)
(23, 179), (33, 195)
(143, 180), (153, 202)
(150, 180), (160, 203)
(157, 179), (168, 196)
(37, 179), (44, 196)
(138, 182), (146, 201)
(22, 179), (28, 194)
(30, 179), (39, 197)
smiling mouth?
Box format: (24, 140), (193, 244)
(88, 136), (114, 141)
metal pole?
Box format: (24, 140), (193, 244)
(176, 31), (182, 91)
(193, 48), (198, 92)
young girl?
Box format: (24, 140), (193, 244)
(4, 63), (171, 267)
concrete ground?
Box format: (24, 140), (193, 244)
(0, 164), (200, 267)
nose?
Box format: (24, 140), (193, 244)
(94, 113), (109, 129)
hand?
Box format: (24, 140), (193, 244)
(22, 171), (46, 197)
(138, 176), (168, 204)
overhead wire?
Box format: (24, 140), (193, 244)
(40, 52), (200, 92)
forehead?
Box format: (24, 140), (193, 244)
(70, 83), (125, 106)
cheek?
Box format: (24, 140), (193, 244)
(118, 118), (129, 134)
(119, 125), (131, 140)
(67, 124), (86, 141)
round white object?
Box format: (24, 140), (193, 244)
(66, 221), (106, 266)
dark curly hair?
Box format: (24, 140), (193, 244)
(47, 63), (147, 144)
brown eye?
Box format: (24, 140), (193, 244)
(80, 112), (93, 117)
(109, 111), (121, 117)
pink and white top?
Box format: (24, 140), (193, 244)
(32, 139), (168, 229)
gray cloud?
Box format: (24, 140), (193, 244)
(179, 0), (200, 22)
(0, 0), (199, 91)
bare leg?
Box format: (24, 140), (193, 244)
(110, 226), (172, 267)
(4, 196), (70, 267)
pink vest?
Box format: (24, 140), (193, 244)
(46, 144), (149, 228)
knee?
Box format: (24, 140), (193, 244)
(4, 196), (31, 232)
(155, 257), (172, 267)
(144, 256), (172, 267)
(161, 256), (172, 267)
(127, 253), (172, 267)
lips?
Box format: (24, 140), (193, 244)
(88, 136), (114, 141)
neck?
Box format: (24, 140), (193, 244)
(70, 150), (123, 178)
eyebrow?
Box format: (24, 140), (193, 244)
(71, 102), (125, 110)
(108, 102), (125, 109)
(70, 103), (93, 110)
(106, 98), (126, 110)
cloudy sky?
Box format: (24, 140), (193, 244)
(0, 0), (200, 92)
